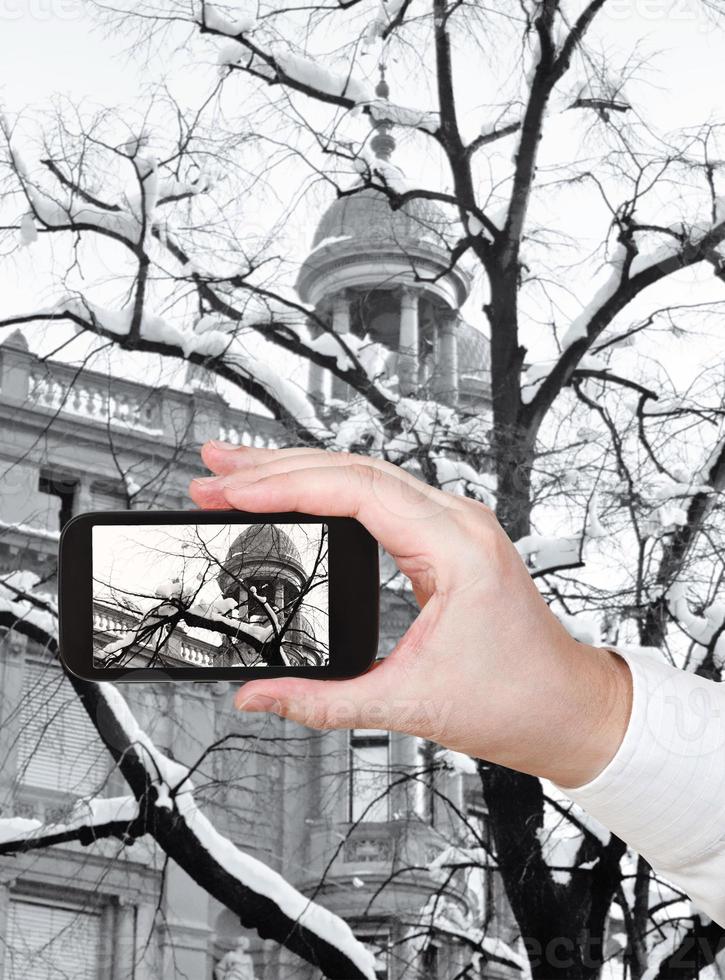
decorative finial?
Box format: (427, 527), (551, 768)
(375, 62), (390, 100)
(370, 62), (396, 161)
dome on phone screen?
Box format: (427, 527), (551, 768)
(217, 524), (305, 596)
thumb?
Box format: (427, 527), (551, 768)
(233, 663), (395, 731)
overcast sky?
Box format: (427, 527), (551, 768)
(2, 1), (724, 399)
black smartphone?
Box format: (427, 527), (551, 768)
(58, 511), (379, 682)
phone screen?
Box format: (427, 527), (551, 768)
(91, 522), (329, 670)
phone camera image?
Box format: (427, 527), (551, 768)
(92, 523), (329, 671)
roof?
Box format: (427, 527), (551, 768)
(457, 321), (490, 375)
(311, 185), (454, 252)
(225, 524), (302, 567)
(217, 524), (305, 595)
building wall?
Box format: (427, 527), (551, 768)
(0, 334), (516, 980)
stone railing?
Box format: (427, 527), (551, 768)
(0, 330), (286, 450)
(93, 601), (219, 668)
(28, 371), (161, 434)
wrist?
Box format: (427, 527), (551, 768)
(550, 644), (633, 789)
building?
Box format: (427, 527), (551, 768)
(0, 90), (517, 980)
(94, 524), (329, 670)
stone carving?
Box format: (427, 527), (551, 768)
(214, 937), (256, 980)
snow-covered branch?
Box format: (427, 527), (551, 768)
(0, 797), (141, 856)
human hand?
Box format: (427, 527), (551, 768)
(189, 444), (631, 788)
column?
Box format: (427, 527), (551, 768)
(331, 294), (351, 401)
(331, 293), (351, 335)
(433, 311), (459, 406)
(307, 321), (331, 405)
(134, 902), (159, 980)
(398, 288), (419, 396)
(111, 899), (136, 980)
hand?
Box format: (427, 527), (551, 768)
(189, 443), (632, 788)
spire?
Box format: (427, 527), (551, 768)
(370, 62), (396, 161)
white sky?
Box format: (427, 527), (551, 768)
(1, 1), (724, 398)
(93, 521), (329, 644)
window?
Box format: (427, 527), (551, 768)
(355, 932), (389, 980)
(38, 471), (78, 530)
(4, 897), (102, 980)
(421, 941), (439, 979)
(349, 730), (390, 822)
(16, 661), (108, 796)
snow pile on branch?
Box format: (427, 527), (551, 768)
(514, 534), (580, 572)
(19, 211), (38, 246)
(369, 100), (439, 134)
(363, 0), (411, 46)
(56, 298), (328, 434)
(0, 796), (138, 847)
(435, 748), (477, 775)
(555, 611), (602, 646)
(99, 684), (376, 979)
(306, 331), (361, 372)
(0, 571), (57, 637)
(667, 583), (725, 669)
(428, 844), (494, 883)
(433, 457), (496, 506)
(520, 353), (608, 405)
(560, 243), (627, 351)
(203, 3), (256, 36)
(331, 409), (386, 452)
(409, 895), (526, 970)
(274, 49), (373, 104)
(353, 156), (412, 195)
(538, 781), (610, 885)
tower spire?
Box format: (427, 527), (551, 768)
(370, 62), (396, 161)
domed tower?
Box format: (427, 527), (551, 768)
(216, 525), (327, 667)
(296, 70), (489, 408)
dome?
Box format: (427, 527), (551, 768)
(457, 322), (490, 375)
(217, 524), (305, 596)
(311, 185), (454, 252)
(226, 524), (302, 567)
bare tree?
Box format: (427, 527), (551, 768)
(1, 1), (725, 977)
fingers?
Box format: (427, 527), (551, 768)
(233, 663), (393, 730)
(200, 442), (436, 499)
(232, 646), (443, 739)
(192, 460), (459, 565)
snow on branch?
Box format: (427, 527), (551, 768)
(0, 797), (140, 855)
(0, 570), (57, 639)
(10, 297), (329, 439)
(514, 534), (581, 575)
(202, 3), (257, 37)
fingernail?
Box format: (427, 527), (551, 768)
(190, 476), (221, 486)
(208, 440), (240, 451)
(236, 694), (280, 713)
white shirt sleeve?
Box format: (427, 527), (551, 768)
(557, 645), (725, 926)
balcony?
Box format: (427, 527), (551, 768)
(303, 818), (472, 919)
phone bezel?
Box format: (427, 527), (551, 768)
(59, 510), (379, 682)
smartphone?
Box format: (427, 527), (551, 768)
(58, 511), (379, 682)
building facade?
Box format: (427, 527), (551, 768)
(0, 104), (516, 978)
